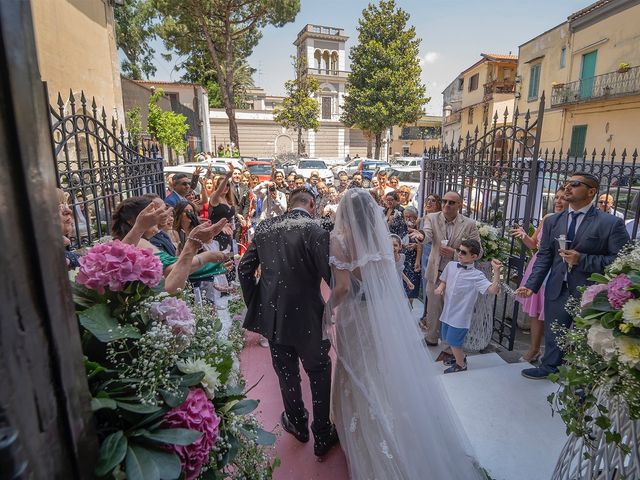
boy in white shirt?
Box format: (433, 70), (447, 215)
(435, 239), (502, 373)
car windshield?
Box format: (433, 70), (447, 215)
(248, 164), (272, 175)
(298, 160), (327, 169)
(362, 162), (388, 171)
(390, 169), (421, 183)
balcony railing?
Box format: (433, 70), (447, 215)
(443, 112), (461, 126)
(483, 80), (515, 101)
(551, 65), (640, 107)
(304, 68), (349, 78)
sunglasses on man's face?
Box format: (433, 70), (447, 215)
(564, 180), (592, 189)
(442, 199), (458, 206)
(456, 248), (470, 256)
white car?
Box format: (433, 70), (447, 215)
(388, 165), (422, 203)
(294, 159), (334, 185)
(164, 163), (229, 194)
(394, 157), (422, 168)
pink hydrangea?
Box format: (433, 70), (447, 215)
(76, 240), (162, 294)
(149, 297), (195, 338)
(164, 388), (220, 480)
(581, 284), (609, 307)
(607, 273), (635, 309)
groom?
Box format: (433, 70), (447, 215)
(238, 188), (339, 458)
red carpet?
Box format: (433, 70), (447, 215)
(239, 283), (349, 479)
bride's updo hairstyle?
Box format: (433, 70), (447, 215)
(334, 188), (393, 268)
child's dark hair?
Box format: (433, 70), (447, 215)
(460, 238), (481, 256)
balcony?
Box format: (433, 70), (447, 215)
(443, 111), (461, 126)
(303, 67), (349, 79)
(550, 65), (640, 107)
(483, 80), (515, 101)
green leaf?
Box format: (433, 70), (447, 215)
(591, 293), (615, 312)
(601, 312), (618, 329)
(125, 445), (157, 480)
(180, 371), (205, 387)
(142, 428), (202, 446)
(588, 273), (609, 283)
(254, 427), (277, 446)
(91, 397), (117, 411)
(229, 399), (259, 416)
(116, 401), (162, 414)
(79, 304), (141, 342)
(95, 430), (128, 477)
(124, 444), (180, 480)
(595, 415), (612, 430)
(159, 387), (188, 408)
(219, 433), (239, 467)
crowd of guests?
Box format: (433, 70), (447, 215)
(59, 164), (631, 379)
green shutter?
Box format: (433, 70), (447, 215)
(528, 64), (540, 101)
(569, 125), (588, 158)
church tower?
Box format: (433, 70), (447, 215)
(294, 24), (350, 157)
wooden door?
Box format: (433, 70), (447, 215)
(0, 1), (96, 478)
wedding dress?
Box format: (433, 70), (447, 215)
(325, 189), (483, 480)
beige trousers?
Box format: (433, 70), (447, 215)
(424, 280), (444, 344)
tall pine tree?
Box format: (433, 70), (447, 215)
(342, 0), (427, 159)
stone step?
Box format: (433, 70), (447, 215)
(440, 362), (567, 480)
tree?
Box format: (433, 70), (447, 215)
(274, 58), (320, 156)
(148, 89), (189, 154)
(115, 0), (158, 79)
(125, 106), (142, 146)
(179, 46), (256, 109)
(341, 0), (427, 159)
(155, 0), (300, 149)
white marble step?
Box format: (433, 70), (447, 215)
(441, 362), (568, 480)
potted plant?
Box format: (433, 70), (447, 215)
(618, 62), (631, 73)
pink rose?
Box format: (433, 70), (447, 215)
(607, 274), (634, 309)
(581, 284), (609, 307)
(164, 389), (220, 480)
(76, 240), (163, 294)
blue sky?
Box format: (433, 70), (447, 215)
(150, 0), (590, 115)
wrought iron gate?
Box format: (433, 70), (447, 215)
(424, 94), (640, 350)
(50, 89), (165, 248)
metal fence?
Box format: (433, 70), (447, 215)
(423, 95), (640, 350)
(50, 90), (165, 248)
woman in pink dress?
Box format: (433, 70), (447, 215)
(511, 187), (569, 362)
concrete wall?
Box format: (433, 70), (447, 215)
(121, 77), (171, 132)
(31, 0), (124, 123)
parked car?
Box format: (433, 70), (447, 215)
(394, 157), (422, 168)
(164, 163), (229, 194)
(244, 160), (274, 182)
(295, 159), (334, 185)
(388, 166), (422, 199)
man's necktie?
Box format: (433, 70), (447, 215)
(567, 211), (583, 243)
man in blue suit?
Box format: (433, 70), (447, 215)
(515, 172), (629, 379)
(165, 173), (191, 207)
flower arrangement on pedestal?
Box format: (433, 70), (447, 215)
(72, 240), (277, 479)
(549, 242), (640, 456)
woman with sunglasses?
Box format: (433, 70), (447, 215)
(510, 187), (569, 362)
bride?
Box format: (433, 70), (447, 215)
(325, 189), (483, 479)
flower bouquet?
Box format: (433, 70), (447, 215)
(476, 222), (509, 263)
(72, 241), (277, 479)
(549, 242), (640, 465)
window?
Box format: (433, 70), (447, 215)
(528, 63), (541, 101)
(468, 107), (474, 124)
(560, 47), (566, 69)
(569, 125), (588, 158)
(321, 97), (332, 119)
(457, 78), (464, 91)
(469, 73), (479, 92)
(503, 68), (512, 80)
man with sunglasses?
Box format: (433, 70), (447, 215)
(421, 191), (482, 347)
(165, 173), (191, 207)
(516, 172), (629, 380)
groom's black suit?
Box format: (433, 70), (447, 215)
(239, 208), (333, 440)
